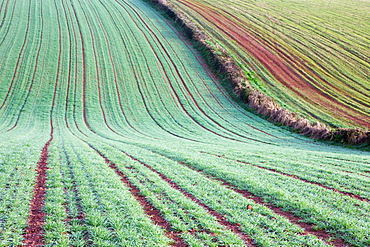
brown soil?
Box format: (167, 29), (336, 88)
(176, 0), (370, 128)
(22, 138), (52, 246)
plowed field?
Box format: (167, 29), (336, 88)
(0, 0), (369, 246)
(169, 0), (370, 128)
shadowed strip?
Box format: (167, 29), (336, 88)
(61, 145), (92, 245)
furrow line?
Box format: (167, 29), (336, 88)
(177, 0), (369, 126)
(255, 164), (369, 202)
(163, 19), (283, 138)
(85, 0), (164, 141)
(0, 0), (31, 109)
(76, 0), (116, 135)
(0, 0), (15, 45)
(69, 0), (89, 132)
(114, 1), (202, 142)
(69, 143), (125, 244)
(22, 137), (52, 246)
(7, 0), (45, 131)
(61, 0), (87, 137)
(0, 0), (9, 27)
(118, 0), (272, 144)
(127, 1), (249, 142)
(74, 0), (189, 142)
(23, 0), (61, 239)
(119, 150), (256, 247)
(206, 152), (369, 202)
(61, 144), (92, 245)
(92, 148), (187, 247)
(60, 0), (74, 131)
(142, 9), (279, 140)
(89, 0), (150, 138)
(105, 0), (188, 139)
(176, 160), (347, 247)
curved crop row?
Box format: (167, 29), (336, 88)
(163, 0), (370, 129)
(0, 0), (369, 246)
(148, 0), (370, 146)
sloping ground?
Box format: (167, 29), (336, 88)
(166, 0), (370, 128)
(0, 0), (369, 246)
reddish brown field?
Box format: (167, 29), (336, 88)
(171, 0), (370, 128)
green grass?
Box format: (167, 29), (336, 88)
(0, 0), (369, 246)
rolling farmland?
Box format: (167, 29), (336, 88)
(167, 0), (370, 128)
(0, 0), (369, 246)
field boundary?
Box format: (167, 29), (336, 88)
(146, 0), (369, 147)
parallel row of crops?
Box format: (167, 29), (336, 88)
(0, 0), (369, 246)
(166, 0), (370, 128)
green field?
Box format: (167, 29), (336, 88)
(167, 0), (370, 128)
(0, 0), (369, 246)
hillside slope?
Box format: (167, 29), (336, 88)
(166, 0), (370, 128)
(0, 0), (369, 246)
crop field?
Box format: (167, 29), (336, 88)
(0, 0), (369, 246)
(167, 0), (370, 128)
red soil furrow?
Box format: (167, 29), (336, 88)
(112, 0), (206, 142)
(91, 0), (150, 138)
(0, 0), (15, 45)
(151, 17), (279, 140)
(61, 0), (88, 137)
(59, 0), (73, 130)
(22, 137), (52, 246)
(0, 0), (31, 110)
(116, 2), (231, 132)
(72, 0), (190, 143)
(120, 0), (273, 145)
(225, 3), (370, 117)
(91, 148), (186, 247)
(324, 156), (370, 166)
(76, 0), (118, 137)
(339, 169), (370, 179)
(66, 0), (197, 150)
(165, 20), (281, 138)
(206, 152), (369, 202)
(0, 0), (9, 27)
(69, 145), (128, 245)
(7, 0), (45, 132)
(69, 0), (90, 131)
(22, 0), (62, 240)
(120, 151), (256, 247)
(175, 159), (347, 247)
(177, 0), (369, 127)
(115, 4), (192, 126)
(284, 21), (369, 97)
(85, 0), (162, 141)
(105, 0), (181, 140)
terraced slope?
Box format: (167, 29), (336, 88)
(167, 0), (370, 128)
(0, 0), (369, 246)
